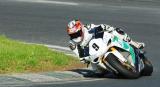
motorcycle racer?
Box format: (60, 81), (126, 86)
(67, 19), (145, 73)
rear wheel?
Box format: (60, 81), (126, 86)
(107, 54), (140, 79)
(141, 57), (153, 76)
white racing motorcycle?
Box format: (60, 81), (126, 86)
(87, 32), (153, 79)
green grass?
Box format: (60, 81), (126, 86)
(0, 35), (82, 74)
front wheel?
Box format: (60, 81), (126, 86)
(107, 54), (140, 79)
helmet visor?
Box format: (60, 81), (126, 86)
(69, 30), (82, 40)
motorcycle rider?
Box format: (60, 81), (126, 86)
(67, 19), (145, 74)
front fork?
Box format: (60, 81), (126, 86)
(96, 56), (119, 74)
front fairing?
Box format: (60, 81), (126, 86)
(111, 36), (136, 64)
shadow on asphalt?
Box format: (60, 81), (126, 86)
(69, 69), (119, 79)
(69, 69), (145, 79)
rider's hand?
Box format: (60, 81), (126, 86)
(69, 40), (76, 50)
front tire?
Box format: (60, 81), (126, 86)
(107, 54), (140, 79)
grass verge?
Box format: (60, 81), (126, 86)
(0, 35), (84, 74)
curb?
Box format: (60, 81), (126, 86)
(0, 71), (88, 86)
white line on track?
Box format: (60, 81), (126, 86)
(44, 44), (70, 51)
(16, 0), (79, 6)
(27, 42), (72, 52)
(43, 44), (77, 57)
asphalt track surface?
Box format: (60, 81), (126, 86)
(0, 0), (160, 87)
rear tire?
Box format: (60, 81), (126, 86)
(141, 57), (153, 76)
(107, 54), (140, 79)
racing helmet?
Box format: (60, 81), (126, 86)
(67, 20), (83, 43)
